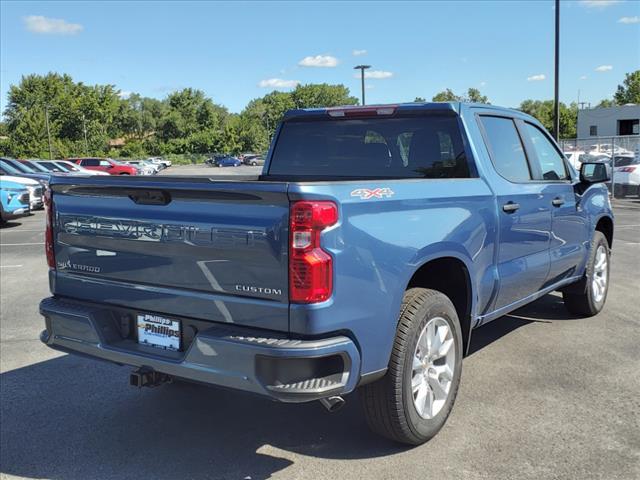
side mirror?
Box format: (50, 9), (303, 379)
(580, 162), (609, 184)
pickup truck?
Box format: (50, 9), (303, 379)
(39, 102), (613, 445)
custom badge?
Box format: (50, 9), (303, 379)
(350, 187), (395, 200)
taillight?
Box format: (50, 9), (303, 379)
(44, 189), (55, 269)
(619, 166), (637, 173)
(289, 201), (338, 303)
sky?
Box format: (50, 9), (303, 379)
(1, 0), (639, 115)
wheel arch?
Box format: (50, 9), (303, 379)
(406, 256), (474, 356)
(595, 215), (613, 248)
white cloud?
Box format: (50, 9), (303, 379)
(118, 91), (132, 99)
(298, 55), (339, 68)
(579, 0), (621, 8)
(480, 81), (487, 87)
(352, 49), (367, 56)
(24, 15), (83, 35)
(527, 74), (546, 82)
(618, 16), (640, 24)
(580, 75), (588, 80)
(353, 70), (393, 79)
(595, 65), (613, 72)
(258, 78), (300, 89)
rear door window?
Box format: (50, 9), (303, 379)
(268, 115), (471, 179)
(479, 116), (531, 182)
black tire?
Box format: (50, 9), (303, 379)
(361, 288), (463, 445)
(119, 173), (130, 175)
(563, 231), (610, 316)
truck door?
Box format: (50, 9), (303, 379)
(477, 114), (552, 310)
(519, 121), (589, 284)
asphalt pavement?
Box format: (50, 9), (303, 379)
(1, 172), (639, 480)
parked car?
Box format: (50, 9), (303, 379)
(612, 156), (640, 197)
(214, 156), (242, 167)
(242, 155), (265, 166)
(20, 159), (64, 175)
(0, 179), (30, 223)
(588, 143), (633, 156)
(52, 160), (111, 176)
(40, 102), (613, 445)
(0, 158), (50, 188)
(0, 173), (44, 210)
(69, 158), (138, 175)
(32, 160), (70, 174)
(147, 157), (171, 169)
(125, 160), (159, 175)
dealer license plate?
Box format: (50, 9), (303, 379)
(137, 313), (181, 351)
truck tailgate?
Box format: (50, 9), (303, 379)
(50, 176), (290, 332)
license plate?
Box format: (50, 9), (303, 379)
(137, 313), (181, 351)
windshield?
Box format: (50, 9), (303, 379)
(53, 161), (75, 172)
(614, 156), (639, 167)
(0, 160), (23, 175)
(23, 161), (51, 173)
(36, 162), (62, 172)
(4, 159), (35, 173)
(268, 115), (471, 179)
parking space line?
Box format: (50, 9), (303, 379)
(615, 225), (640, 228)
(0, 229), (44, 233)
(0, 242), (45, 246)
(0, 265), (23, 268)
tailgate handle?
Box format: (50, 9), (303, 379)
(128, 190), (171, 206)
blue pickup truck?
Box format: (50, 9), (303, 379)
(40, 102), (613, 444)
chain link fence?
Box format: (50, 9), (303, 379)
(559, 135), (639, 199)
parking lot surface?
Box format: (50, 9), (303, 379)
(1, 168), (639, 480)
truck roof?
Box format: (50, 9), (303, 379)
(282, 102), (528, 121)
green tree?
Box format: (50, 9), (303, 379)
(431, 88), (489, 103)
(597, 99), (616, 108)
(291, 83), (358, 108)
(414, 97), (426, 103)
(613, 70), (640, 105)
(518, 100), (577, 138)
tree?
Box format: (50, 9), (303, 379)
(291, 83), (358, 109)
(431, 88), (489, 103)
(414, 97), (426, 103)
(613, 70), (640, 105)
(518, 99), (577, 138)
(597, 99), (616, 108)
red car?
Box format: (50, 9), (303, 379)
(69, 158), (137, 176)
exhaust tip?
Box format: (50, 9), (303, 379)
(319, 395), (345, 413)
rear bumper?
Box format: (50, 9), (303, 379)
(39, 297), (361, 402)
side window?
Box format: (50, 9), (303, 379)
(524, 123), (568, 181)
(99, 160), (111, 167)
(396, 132), (413, 165)
(83, 158), (98, 166)
(479, 116), (531, 182)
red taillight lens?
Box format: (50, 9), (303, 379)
(44, 189), (55, 269)
(289, 201), (338, 303)
(620, 166), (637, 173)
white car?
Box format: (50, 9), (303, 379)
(147, 157), (171, 168)
(125, 160), (158, 175)
(0, 174), (44, 209)
(53, 160), (111, 176)
(613, 155), (640, 198)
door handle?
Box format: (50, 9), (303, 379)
(502, 202), (520, 213)
(552, 197), (565, 207)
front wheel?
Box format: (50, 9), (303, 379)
(563, 231), (610, 316)
(361, 288), (463, 445)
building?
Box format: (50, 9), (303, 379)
(577, 105), (640, 138)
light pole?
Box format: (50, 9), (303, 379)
(82, 114), (89, 155)
(354, 65), (371, 106)
(45, 105), (53, 160)
(553, 0), (560, 140)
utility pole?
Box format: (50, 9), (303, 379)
(82, 114), (89, 155)
(553, 0), (560, 140)
(45, 105), (53, 160)
(354, 65), (371, 105)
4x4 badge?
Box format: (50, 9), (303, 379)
(350, 188), (395, 200)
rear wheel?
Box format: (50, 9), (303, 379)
(119, 173), (130, 175)
(361, 288), (462, 445)
(563, 231), (610, 316)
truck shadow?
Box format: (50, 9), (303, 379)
(0, 355), (404, 480)
(0, 293), (583, 480)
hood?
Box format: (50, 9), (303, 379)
(0, 179), (29, 190)
(0, 175), (40, 186)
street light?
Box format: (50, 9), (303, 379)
(553, 0), (560, 140)
(354, 65), (371, 106)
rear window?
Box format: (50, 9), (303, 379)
(268, 115), (471, 179)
